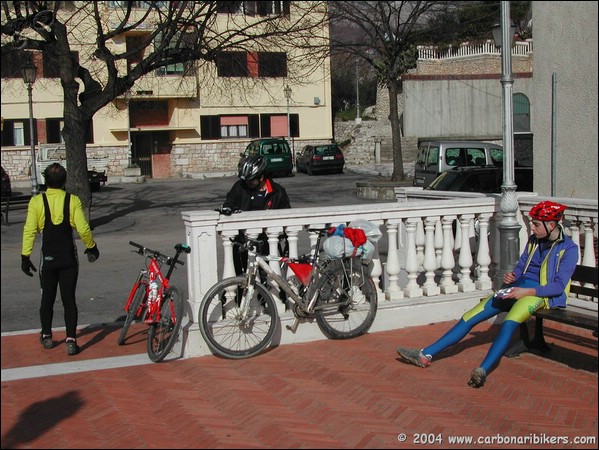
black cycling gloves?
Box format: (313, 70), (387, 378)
(216, 206), (242, 216)
(85, 244), (100, 262)
(21, 255), (37, 276)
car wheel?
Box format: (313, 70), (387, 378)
(307, 165), (313, 176)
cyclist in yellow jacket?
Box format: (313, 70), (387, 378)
(21, 163), (100, 356)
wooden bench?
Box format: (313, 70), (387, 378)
(505, 264), (599, 357)
(1, 194), (32, 226)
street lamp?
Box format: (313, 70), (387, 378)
(124, 90), (133, 168)
(492, 2), (520, 289)
(21, 59), (39, 196)
(283, 84), (293, 159)
(355, 59), (361, 124)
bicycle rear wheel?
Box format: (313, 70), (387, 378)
(147, 285), (184, 362)
(315, 259), (378, 339)
(117, 283), (147, 345)
(199, 276), (278, 359)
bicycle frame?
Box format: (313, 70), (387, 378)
(238, 230), (337, 320)
(123, 257), (170, 324)
(123, 242), (188, 326)
(119, 241), (191, 360)
(145, 258), (170, 324)
(123, 270), (148, 318)
(199, 229), (377, 359)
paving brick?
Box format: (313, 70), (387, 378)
(2, 320), (597, 449)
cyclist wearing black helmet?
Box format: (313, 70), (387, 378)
(218, 155), (291, 276)
(220, 155), (291, 214)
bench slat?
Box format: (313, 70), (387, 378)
(1, 194), (32, 225)
(534, 308), (598, 331)
(506, 263), (598, 358)
(571, 264), (598, 285)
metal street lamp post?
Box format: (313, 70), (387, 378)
(355, 59), (361, 124)
(21, 60), (39, 196)
(284, 84), (293, 160)
(124, 90), (133, 168)
(492, 2), (520, 288)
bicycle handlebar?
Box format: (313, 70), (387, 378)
(307, 227), (334, 236)
(231, 226), (332, 253)
(129, 241), (189, 266)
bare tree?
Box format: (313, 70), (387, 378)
(329, 1), (444, 182)
(329, 1), (532, 181)
(1, 1), (328, 214)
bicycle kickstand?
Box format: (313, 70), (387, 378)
(286, 317), (300, 333)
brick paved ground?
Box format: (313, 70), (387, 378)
(1, 320), (597, 449)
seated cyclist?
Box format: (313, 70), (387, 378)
(218, 155), (291, 275)
(396, 200), (578, 388)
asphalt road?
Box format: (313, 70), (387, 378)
(1, 170), (388, 333)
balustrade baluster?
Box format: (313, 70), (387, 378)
(581, 217), (596, 268)
(422, 216), (441, 296)
(404, 218), (423, 297)
(285, 225), (302, 281)
(385, 220), (403, 300)
(416, 219), (425, 269)
(457, 214), (475, 292)
(434, 220), (443, 268)
(221, 230), (238, 280)
(440, 215), (458, 294)
(369, 219), (385, 299)
(475, 213), (493, 290)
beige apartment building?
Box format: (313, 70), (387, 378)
(1, 1), (332, 182)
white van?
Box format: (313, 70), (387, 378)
(413, 140), (503, 187)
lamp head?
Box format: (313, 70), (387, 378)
(21, 60), (37, 85)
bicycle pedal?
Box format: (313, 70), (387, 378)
(285, 318), (300, 333)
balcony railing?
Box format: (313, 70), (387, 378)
(417, 39), (533, 61)
(179, 193), (597, 358)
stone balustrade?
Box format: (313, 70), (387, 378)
(178, 194), (596, 358)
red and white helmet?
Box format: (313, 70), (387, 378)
(529, 201), (567, 221)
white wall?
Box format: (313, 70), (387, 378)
(532, 1), (598, 199)
(404, 77), (532, 139)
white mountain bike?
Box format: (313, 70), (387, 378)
(198, 227), (378, 359)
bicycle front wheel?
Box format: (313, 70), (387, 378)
(315, 259), (378, 339)
(117, 283), (147, 345)
(147, 285), (185, 362)
(199, 276), (278, 359)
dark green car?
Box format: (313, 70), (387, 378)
(239, 138), (293, 177)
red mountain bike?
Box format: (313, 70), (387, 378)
(117, 241), (191, 362)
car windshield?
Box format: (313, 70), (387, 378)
(272, 142), (290, 154)
(314, 146), (339, 155)
(425, 171), (459, 190)
(426, 169), (501, 192)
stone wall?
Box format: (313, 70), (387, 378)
(333, 118), (418, 167)
(1, 147), (128, 182)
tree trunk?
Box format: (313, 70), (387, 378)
(387, 82), (406, 182)
(62, 82), (92, 222)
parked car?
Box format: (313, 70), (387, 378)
(425, 166), (533, 193)
(36, 145), (108, 192)
(1, 166), (12, 197)
(239, 137), (293, 177)
(413, 140), (504, 188)
(295, 144), (345, 175)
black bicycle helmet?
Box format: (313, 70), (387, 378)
(238, 155), (267, 181)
